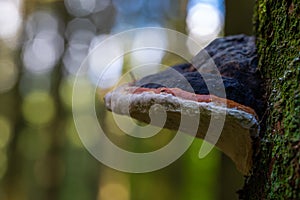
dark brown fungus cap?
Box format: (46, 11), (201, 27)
(104, 35), (265, 175)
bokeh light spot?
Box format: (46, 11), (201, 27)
(22, 91), (56, 125)
(99, 183), (129, 200)
(64, 0), (96, 17)
(130, 28), (167, 77)
(25, 11), (60, 40)
(63, 18), (95, 75)
(0, 59), (18, 93)
(88, 34), (124, 88)
(63, 44), (89, 75)
(65, 18), (96, 41)
(186, 3), (223, 54)
(23, 11), (63, 74)
(22, 37), (60, 74)
(0, 1), (22, 40)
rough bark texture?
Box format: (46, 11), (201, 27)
(240, 0), (300, 199)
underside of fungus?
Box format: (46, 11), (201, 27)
(104, 35), (265, 175)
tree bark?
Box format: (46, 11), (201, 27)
(240, 0), (300, 199)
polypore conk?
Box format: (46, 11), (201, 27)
(104, 35), (265, 175)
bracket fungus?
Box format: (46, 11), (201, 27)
(104, 35), (265, 175)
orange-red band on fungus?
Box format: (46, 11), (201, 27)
(133, 87), (257, 118)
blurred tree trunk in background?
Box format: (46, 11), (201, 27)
(240, 0), (299, 199)
(225, 0), (256, 35)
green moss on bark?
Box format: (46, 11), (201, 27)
(241, 0), (300, 199)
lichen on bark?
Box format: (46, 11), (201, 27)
(240, 0), (300, 199)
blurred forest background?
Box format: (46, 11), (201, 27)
(0, 0), (255, 200)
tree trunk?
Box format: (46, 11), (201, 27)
(240, 0), (300, 199)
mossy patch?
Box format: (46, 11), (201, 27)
(241, 0), (300, 199)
